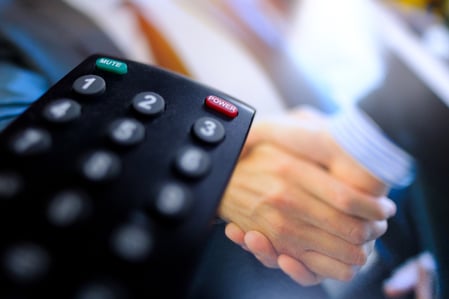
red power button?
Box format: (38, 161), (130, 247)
(205, 95), (239, 118)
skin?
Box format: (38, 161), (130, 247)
(218, 106), (397, 285)
(383, 252), (436, 299)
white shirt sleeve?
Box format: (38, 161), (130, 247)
(329, 106), (415, 189)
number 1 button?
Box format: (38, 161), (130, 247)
(73, 75), (106, 96)
(132, 92), (165, 116)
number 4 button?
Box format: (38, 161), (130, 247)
(43, 99), (81, 123)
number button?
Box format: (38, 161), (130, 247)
(9, 128), (51, 156)
(108, 118), (145, 146)
(75, 281), (126, 299)
(47, 190), (91, 227)
(0, 172), (22, 200)
(132, 92), (165, 116)
(174, 147), (211, 179)
(192, 117), (225, 144)
(153, 183), (192, 221)
(111, 223), (153, 262)
(3, 243), (50, 283)
(43, 98), (81, 123)
(73, 75), (106, 96)
(81, 151), (121, 182)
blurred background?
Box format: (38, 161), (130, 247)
(139, 0), (449, 117)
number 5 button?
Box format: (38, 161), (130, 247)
(192, 117), (225, 144)
(132, 92), (165, 116)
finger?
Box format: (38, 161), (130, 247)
(300, 250), (360, 282)
(276, 150), (396, 220)
(416, 262), (434, 299)
(278, 254), (321, 286)
(249, 143), (395, 220)
(244, 231), (278, 268)
(382, 260), (418, 297)
(243, 118), (388, 197)
(278, 181), (389, 244)
(226, 145), (382, 265)
(272, 221), (373, 267)
(225, 223), (247, 249)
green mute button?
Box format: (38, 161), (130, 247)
(96, 57), (128, 75)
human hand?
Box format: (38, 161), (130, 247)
(219, 106), (396, 285)
(383, 252), (437, 299)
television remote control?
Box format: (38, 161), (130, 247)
(0, 55), (255, 298)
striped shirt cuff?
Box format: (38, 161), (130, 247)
(329, 106), (415, 188)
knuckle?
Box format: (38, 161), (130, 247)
(270, 156), (293, 176)
(333, 186), (356, 213)
(347, 222), (370, 245)
(257, 145), (294, 177)
(264, 180), (291, 208)
(264, 209), (290, 239)
(348, 245), (369, 266)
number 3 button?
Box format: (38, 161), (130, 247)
(192, 117), (225, 144)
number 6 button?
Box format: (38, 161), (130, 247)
(192, 117), (225, 144)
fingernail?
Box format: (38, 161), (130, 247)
(380, 197), (397, 217)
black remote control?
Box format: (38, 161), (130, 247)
(0, 55), (255, 298)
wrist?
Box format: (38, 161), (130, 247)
(328, 106), (415, 189)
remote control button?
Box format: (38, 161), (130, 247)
(3, 243), (50, 283)
(96, 57), (128, 75)
(73, 75), (106, 96)
(81, 151), (121, 182)
(132, 92), (165, 116)
(205, 95), (239, 118)
(47, 190), (91, 227)
(174, 147), (211, 179)
(9, 128), (51, 156)
(75, 281), (127, 299)
(153, 183), (192, 220)
(108, 118), (145, 146)
(192, 117), (225, 144)
(43, 98), (81, 123)
(111, 224), (153, 262)
(0, 172), (22, 200)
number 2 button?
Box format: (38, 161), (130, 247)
(132, 92), (165, 116)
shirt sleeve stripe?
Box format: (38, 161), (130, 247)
(329, 106), (415, 188)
